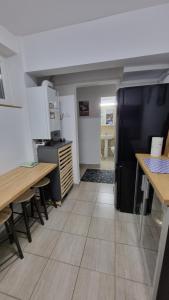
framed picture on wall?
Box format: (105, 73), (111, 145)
(106, 113), (113, 125)
(79, 101), (89, 116)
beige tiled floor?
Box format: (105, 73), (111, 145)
(0, 181), (155, 300)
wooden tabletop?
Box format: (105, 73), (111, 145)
(136, 153), (169, 206)
(0, 163), (57, 211)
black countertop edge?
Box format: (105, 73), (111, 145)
(38, 140), (72, 149)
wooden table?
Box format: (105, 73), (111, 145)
(136, 153), (169, 206)
(0, 163), (57, 211)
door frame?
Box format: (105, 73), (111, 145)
(74, 80), (119, 182)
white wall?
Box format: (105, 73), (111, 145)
(77, 85), (116, 164)
(0, 28), (34, 175)
(59, 85), (80, 184)
(22, 4), (169, 73)
(0, 107), (27, 174)
(0, 25), (19, 56)
(78, 118), (100, 164)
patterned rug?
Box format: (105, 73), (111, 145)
(81, 169), (114, 184)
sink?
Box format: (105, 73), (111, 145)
(101, 134), (113, 140)
(101, 134), (113, 158)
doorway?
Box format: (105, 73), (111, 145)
(100, 96), (117, 171)
(76, 85), (117, 183)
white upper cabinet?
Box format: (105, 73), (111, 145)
(27, 85), (60, 140)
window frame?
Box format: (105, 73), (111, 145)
(0, 57), (11, 104)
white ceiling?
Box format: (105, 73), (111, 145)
(0, 0), (168, 35)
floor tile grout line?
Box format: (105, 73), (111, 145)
(22, 235), (157, 260)
(72, 264), (151, 287)
(0, 257), (18, 284)
(70, 214), (92, 300)
(115, 274), (153, 287)
(0, 182), (152, 299)
(28, 256), (50, 300)
(24, 231), (62, 260)
(0, 290), (21, 300)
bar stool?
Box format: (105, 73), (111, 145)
(33, 177), (50, 220)
(0, 207), (24, 259)
(12, 189), (44, 243)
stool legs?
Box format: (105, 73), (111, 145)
(40, 188), (48, 220)
(32, 197), (44, 225)
(5, 218), (24, 259)
(22, 203), (32, 243)
(5, 222), (13, 244)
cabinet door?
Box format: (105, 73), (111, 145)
(47, 87), (60, 132)
(27, 86), (51, 139)
(49, 109), (60, 132)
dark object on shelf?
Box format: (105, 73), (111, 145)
(81, 169), (114, 184)
(115, 84), (169, 213)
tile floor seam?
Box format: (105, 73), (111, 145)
(71, 212), (93, 300)
(39, 226), (63, 233)
(61, 229), (89, 238)
(115, 241), (158, 252)
(115, 240), (158, 252)
(23, 231), (62, 259)
(115, 275), (152, 287)
(27, 256), (50, 300)
(87, 234), (115, 243)
(0, 256), (18, 283)
(77, 265), (116, 278)
(49, 256), (84, 269)
(0, 254), (49, 300)
(0, 182), (153, 300)
(49, 231), (86, 264)
(0, 291), (21, 300)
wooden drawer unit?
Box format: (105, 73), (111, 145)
(38, 142), (73, 202)
(58, 144), (73, 198)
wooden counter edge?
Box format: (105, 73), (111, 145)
(0, 163), (57, 211)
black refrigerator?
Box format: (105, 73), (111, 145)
(115, 84), (169, 213)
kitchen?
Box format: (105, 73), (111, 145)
(0, 2), (169, 300)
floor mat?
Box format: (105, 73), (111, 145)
(81, 169), (114, 184)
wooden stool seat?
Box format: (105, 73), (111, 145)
(0, 207), (12, 225)
(14, 189), (36, 204)
(33, 177), (50, 188)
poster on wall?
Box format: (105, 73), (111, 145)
(79, 101), (89, 116)
(106, 113), (113, 125)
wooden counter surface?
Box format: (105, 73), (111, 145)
(136, 153), (169, 206)
(0, 163), (57, 211)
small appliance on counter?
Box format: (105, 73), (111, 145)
(38, 130), (73, 204)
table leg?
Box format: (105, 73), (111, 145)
(133, 162), (139, 214)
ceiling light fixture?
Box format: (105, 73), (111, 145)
(100, 102), (117, 107)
